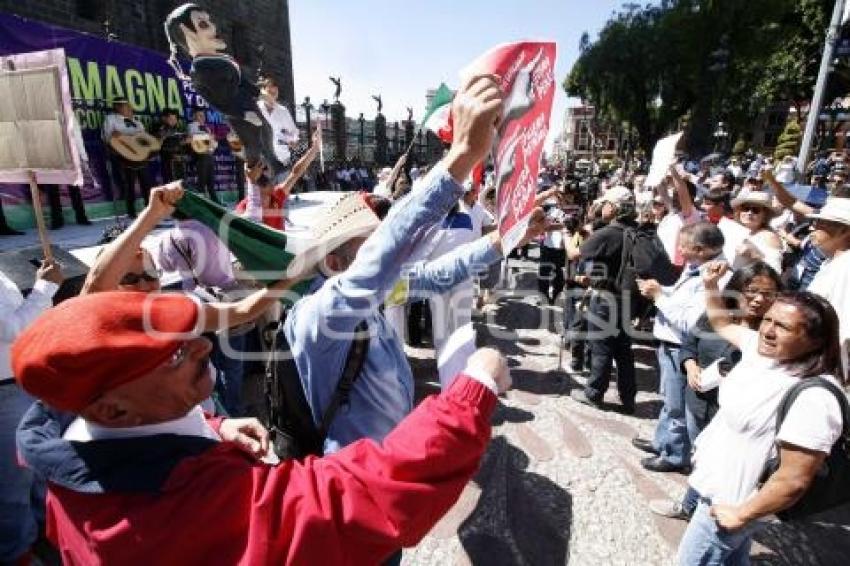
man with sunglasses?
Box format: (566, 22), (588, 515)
(82, 182), (291, 337)
(12, 291), (511, 564)
(807, 196), (850, 382)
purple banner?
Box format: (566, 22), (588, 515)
(0, 12), (240, 217)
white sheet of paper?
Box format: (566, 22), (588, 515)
(645, 132), (683, 188)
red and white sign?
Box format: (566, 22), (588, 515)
(464, 41), (557, 252)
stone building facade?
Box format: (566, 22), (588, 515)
(0, 0), (295, 109)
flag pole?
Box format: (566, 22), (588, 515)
(796, 0), (847, 176)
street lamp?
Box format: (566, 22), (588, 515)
(713, 121), (729, 153)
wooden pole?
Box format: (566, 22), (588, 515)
(27, 170), (53, 262)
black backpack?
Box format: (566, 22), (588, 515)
(614, 224), (679, 318)
(264, 315), (370, 460)
(762, 377), (850, 520)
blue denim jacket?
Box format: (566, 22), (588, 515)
(285, 166), (502, 453)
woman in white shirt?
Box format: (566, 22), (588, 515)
(677, 261), (845, 565)
(730, 191), (785, 273)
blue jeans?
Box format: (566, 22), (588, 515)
(652, 344), (690, 467)
(678, 500), (762, 565)
(211, 333), (247, 417)
(0, 384), (43, 561)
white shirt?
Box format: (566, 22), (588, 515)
(689, 330), (843, 505)
(1, 273), (58, 379)
(460, 200), (493, 239)
(808, 250), (850, 382)
(187, 121), (210, 136)
(653, 261), (729, 345)
(257, 99), (298, 165)
(102, 113), (145, 143)
(64, 405), (219, 442)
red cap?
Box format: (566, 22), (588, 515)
(12, 291), (199, 413)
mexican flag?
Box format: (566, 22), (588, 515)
(422, 83), (454, 143)
(173, 191), (311, 299)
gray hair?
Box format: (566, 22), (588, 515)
(679, 221), (724, 253)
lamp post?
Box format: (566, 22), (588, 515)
(713, 121), (729, 153)
(358, 113), (365, 160)
(301, 96), (314, 145)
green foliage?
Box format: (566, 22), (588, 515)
(565, 0), (836, 155)
(731, 138), (747, 156)
(773, 118), (802, 160)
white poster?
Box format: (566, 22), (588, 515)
(645, 131), (683, 188)
(0, 48), (81, 184)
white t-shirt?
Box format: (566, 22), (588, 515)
(808, 250), (850, 382)
(689, 329), (843, 505)
(460, 200), (494, 239)
(257, 100), (298, 164)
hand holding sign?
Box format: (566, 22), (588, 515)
(445, 74), (504, 183)
(460, 41), (557, 254)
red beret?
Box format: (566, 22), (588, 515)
(12, 291), (199, 413)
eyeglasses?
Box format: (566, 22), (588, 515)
(163, 342), (190, 370)
(740, 205), (765, 214)
(119, 269), (162, 286)
(744, 288), (777, 300)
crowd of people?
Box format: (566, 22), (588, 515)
(2, 32), (850, 566)
(537, 148), (849, 563)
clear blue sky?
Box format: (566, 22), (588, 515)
(289, 0), (626, 150)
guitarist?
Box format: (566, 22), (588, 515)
(187, 107), (220, 204)
(151, 108), (187, 183)
(102, 98), (153, 218)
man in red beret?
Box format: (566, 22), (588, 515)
(13, 291), (510, 564)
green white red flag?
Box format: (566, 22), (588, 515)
(421, 83), (454, 143)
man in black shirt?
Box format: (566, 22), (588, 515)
(568, 186), (637, 414)
(152, 108), (187, 184)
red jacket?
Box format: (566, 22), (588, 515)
(17, 376), (495, 565)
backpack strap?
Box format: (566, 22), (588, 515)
(775, 377), (850, 443)
(317, 320), (371, 439)
(614, 224), (636, 292)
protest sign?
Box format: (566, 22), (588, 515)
(645, 131), (683, 187)
(0, 48), (81, 185)
(463, 41), (557, 253)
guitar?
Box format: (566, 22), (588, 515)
(227, 131), (245, 160)
(190, 133), (218, 155)
(109, 132), (161, 162)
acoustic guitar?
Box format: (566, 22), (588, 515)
(190, 133), (218, 155)
(226, 131), (245, 160)
(109, 132), (161, 162)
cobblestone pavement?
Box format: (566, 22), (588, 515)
(401, 258), (850, 566)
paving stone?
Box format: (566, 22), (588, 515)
(558, 412), (593, 459)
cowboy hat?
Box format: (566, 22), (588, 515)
(730, 190), (772, 210)
(283, 192), (381, 278)
(808, 197), (850, 227)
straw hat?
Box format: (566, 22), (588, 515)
(809, 197), (850, 227)
(730, 190), (771, 209)
(283, 192), (381, 278)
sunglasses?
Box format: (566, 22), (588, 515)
(163, 342), (190, 370)
(119, 269), (161, 286)
(739, 205), (765, 214)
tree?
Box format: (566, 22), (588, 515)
(564, 0), (836, 156)
(774, 118), (802, 160)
